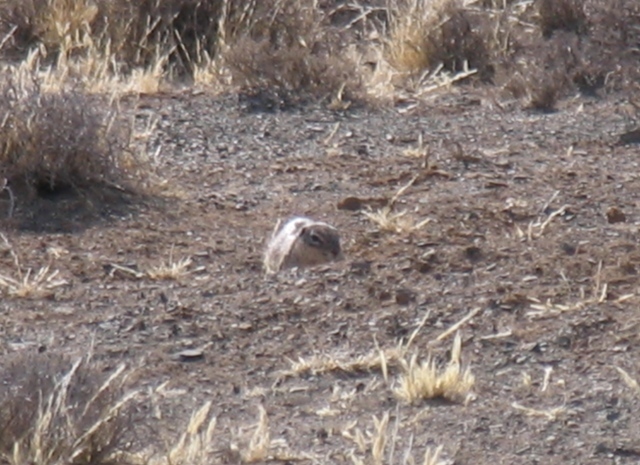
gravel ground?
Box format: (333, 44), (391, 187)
(2, 84), (640, 464)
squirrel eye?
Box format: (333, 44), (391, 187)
(308, 232), (323, 246)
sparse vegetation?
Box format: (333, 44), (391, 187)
(0, 0), (637, 105)
(1, 1), (640, 464)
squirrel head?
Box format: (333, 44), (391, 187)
(299, 225), (342, 260)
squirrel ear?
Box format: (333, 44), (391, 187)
(299, 226), (308, 236)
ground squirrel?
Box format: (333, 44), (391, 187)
(264, 216), (343, 274)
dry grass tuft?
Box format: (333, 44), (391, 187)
(0, 352), (138, 465)
(394, 332), (475, 404)
(0, 233), (67, 298)
(106, 252), (193, 282)
(0, 263), (67, 298)
(145, 251), (193, 281)
(147, 403), (302, 465)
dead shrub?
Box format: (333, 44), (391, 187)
(0, 75), (140, 199)
(504, 67), (567, 113)
(527, 72), (564, 113)
(502, 34), (578, 112)
(0, 352), (138, 465)
(221, 0), (361, 107)
(572, 66), (606, 97)
(537, 0), (587, 38)
(386, 0), (493, 80)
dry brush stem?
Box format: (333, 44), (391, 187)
(528, 260), (608, 317)
(281, 346), (405, 381)
(371, 412), (389, 465)
(615, 366), (640, 395)
(516, 205), (570, 242)
(435, 307), (481, 342)
(242, 405), (270, 463)
(107, 247), (193, 281)
(164, 401), (217, 465)
(511, 402), (567, 421)
(364, 175), (431, 234)
(0, 177), (15, 218)
(346, 412), (446, 465)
